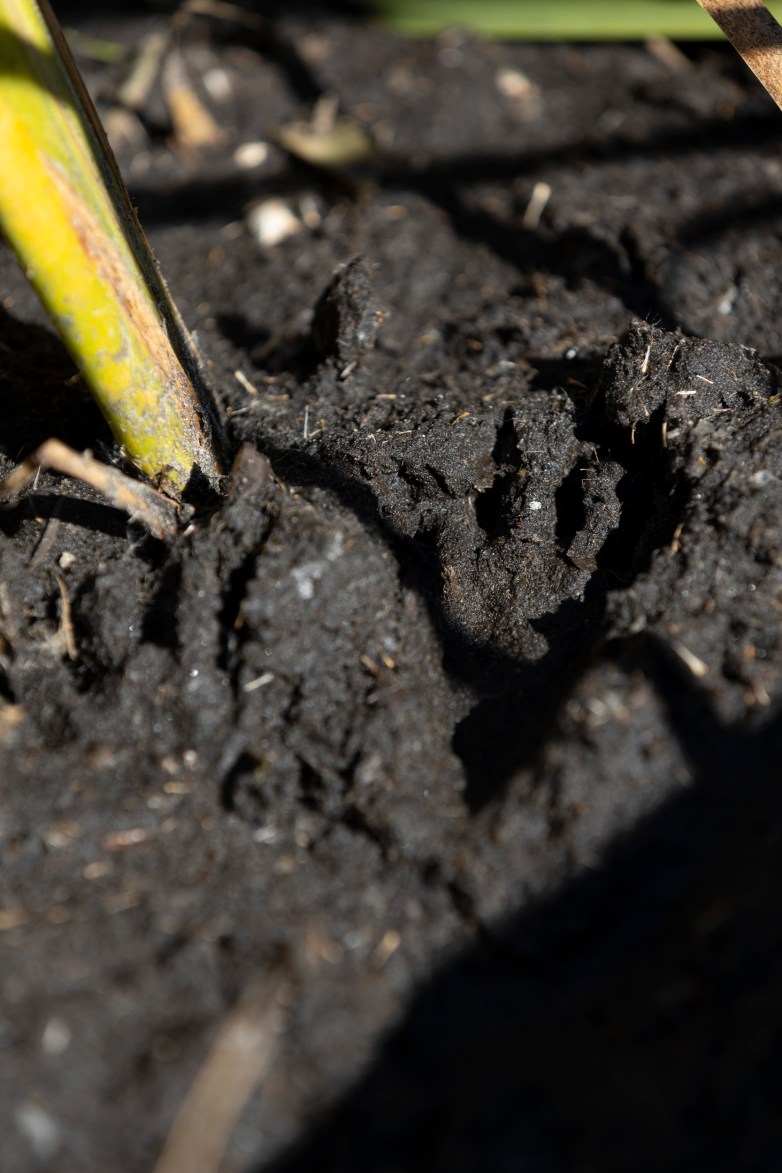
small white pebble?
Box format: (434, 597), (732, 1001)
(233, 140), (270, 169)
(16, 1103), (61, 1159)
(717, 285), (738, 315)
(58, 551), (77, 570)
(750, 469), (781, 488)
(41, 1018), (71, 1056)
(246, 199), (302, 249)
(528, 500), (543, 511)
(202, 67), (232, 101)
(496, 68), (539, 101)
(253, 825), (279, 844)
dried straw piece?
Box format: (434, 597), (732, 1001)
(697, 0), (782, 111)
(0, 440), (181, 539)
(153, 966), (291, 1173)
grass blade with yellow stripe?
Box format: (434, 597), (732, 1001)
(0, 0), (224, 498)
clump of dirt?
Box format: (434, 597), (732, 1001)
(2, 7), (782, 1172)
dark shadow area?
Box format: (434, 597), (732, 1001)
(677, 190), (782, 246)
(0, 493), (132, 540)
(454, 585), (605, 810)
(218, 546), (264, 673)
(473, 410), (523, 540)
(528, 353), (607, 396)
(216, 312), (271, 356)
(216, 311), (322, 381)
(264, 634), (782, 1173)
(140, 556), (182, 648)
(553, 462), (587, 553)
(0, 311), (109, 458)
(590, 406), (687, 583)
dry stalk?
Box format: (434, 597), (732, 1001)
(0, 439), (182, 539)
(153, 966), (291, 1173)
(697, 0), (782, 110)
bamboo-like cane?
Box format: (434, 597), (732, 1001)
(0, 0), (224, 498)
(697, 0), (782, 111)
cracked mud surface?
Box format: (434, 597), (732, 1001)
(2, 6), (782, 1170)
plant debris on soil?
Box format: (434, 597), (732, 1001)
(2, 4), (782, 1171)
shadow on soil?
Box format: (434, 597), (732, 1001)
(127, 102), (782, 339)
(264, 637), (782, 1172)
(0, 493), (130, 539)
(0, 312), (110, 457)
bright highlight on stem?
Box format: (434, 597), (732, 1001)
(0, 0), (224, 497)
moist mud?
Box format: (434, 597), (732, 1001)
(1, 9), (782, 1171)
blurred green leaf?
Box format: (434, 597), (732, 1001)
(371, 0), (782, 39)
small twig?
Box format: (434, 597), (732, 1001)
(0, 440), (182, 540)
(153, 965), (292, 1173)
(234, 369), (259, 397)
(116, 29), (171, 112)
(54, 573), (78, 661)
(29, 514), (61, 567)
(521, 181), (552, 231)
(697, 0), (782, 111)
(163, 47), (225, 150)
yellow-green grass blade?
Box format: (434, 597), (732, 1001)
(372, 0), (782, 39)
(0, 0), (224, 497)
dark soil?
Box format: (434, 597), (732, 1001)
(3, 5), (782, 1171)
